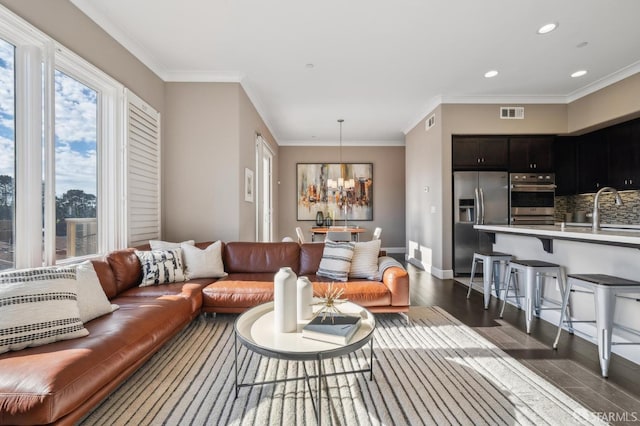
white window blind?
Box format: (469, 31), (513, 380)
(125, 90), (161, 247)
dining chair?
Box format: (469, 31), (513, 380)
(372, 227), (382, 240)
(295, 227), (305, 244)
(326, 231), (352, 242)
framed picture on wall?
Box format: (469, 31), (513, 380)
(244, 168), (254, 203)
(296, 163), (373, 221)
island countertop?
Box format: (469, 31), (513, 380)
(474, 223), (640, 251)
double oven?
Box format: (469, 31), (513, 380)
(509, 173), (556, 225)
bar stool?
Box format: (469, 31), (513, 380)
(553, 274), (640, 377)
(467, 251), (512, 309)
(500, 259), (567, 334)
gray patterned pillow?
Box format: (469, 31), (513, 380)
(0, 267), (89, 354)
(317, 240), (355, 282)
(135, 248), (185, 286)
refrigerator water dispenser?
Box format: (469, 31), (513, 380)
(458, 198), (475, 223)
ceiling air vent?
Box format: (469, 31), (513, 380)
(425, 114), (436, 130)
(500, 106), (525, 119)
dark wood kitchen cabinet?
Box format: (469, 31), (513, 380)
(576, 130), (609, 193)
(607, 120), (640, 190)
(452, 136), (508, 170)
(553, 136), (577, 195)
(509, 136), (554, 172)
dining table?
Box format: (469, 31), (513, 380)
(309, 226), (367, 242)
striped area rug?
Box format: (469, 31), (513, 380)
(81, 307), (604, 425)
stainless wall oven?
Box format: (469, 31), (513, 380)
(509, 173), (556, 225)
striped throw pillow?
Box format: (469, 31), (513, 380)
(317, 240), (355, 282)
(136, 248), (185, 286)
(0, 267), (89, 354)
(349, 239), (382, 279)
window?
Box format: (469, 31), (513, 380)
(0, 5), (129, 269)
(0, 38), (15, 270)
(54, 70), (98, 260)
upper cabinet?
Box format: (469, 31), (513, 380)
(607, 121), (640, 190)
(509, 136), (554, 172)
(576, 130), (609, 194)
(556, 117), (640, 194)
(553, 136), (577, 196)
(452, 136), (508, 170)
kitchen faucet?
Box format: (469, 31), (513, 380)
(592, 186), (623, 231)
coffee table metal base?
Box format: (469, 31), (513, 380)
(234, 333), (374, 425)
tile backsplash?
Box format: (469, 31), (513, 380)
(555, 190), (640, 224)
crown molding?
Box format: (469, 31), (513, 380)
(163, 71), (244, 82)
(566, 60), (640, 103)
(402, 95), (443, 135)
(238, 78), (281, 143)
(70, 0), (167, 80)
(440, 94), (567, 104)
(278, 139), (405, 147)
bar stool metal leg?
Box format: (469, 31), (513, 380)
(553, 275), (574, 349)
(482, 257), (495, 309)
(524, 267), (537, 334)
(500, 264), (521, 317)
(595, 286), (615, 377)
(467, 254), (478, 299)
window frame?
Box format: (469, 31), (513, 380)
(0, 5), (126, 269)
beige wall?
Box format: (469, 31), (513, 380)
(238, 89), (279, 241)
(405, 105), (444, 274)
(406, 104), (568, 277)
(568, 72), (640, 134)
(278, 146), (405, 249)
(164, 82), (277, 243)
(0, 0), (164, 111)
(164, 83), (240, 242)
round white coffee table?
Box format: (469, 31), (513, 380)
(234, 300), (376, 425)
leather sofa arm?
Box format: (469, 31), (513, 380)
(382, 266), (410, 307)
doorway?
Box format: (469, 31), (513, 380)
(256, 135), (273, 241)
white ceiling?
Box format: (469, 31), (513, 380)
(71, 0), (640, 146)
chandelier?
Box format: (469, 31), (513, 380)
(326, 119), (354, 226)
(327, 119), (355, 191)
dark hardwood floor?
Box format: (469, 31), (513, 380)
(405, 262), (640, 425)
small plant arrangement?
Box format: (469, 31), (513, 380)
(311, 282), (347, 322)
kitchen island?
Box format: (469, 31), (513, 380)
(474, 223), (640, 365)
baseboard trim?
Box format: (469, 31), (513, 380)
(407, 257), (454, 279)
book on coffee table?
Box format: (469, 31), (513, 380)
(302, 314), (362, 345)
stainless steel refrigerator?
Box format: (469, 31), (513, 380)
(453, 171), (509, 275)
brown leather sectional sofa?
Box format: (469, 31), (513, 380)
(0, 241), (409, 425)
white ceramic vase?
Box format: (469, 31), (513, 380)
(274, 266), (297, 333)
(296, 276), (313, 321)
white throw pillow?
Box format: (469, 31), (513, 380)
(349, 239), (382, 279)
(317, 240), (355, 282)
(74, 261), (119, 323)
(149, 239), (195, 250)
(181, 241), (227, 279)
(0, 267), (89, 354)
(136, 248), (185, 286)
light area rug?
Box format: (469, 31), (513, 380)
(81, 307), (605, 425)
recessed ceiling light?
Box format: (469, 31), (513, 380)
(571, 70), (587, 78)
(305, 63), (314, 69)
(484, 70), (499, 78)
(537, 22), (558, 34)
